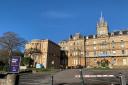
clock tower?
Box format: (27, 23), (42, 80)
(97, 13), (108, 37)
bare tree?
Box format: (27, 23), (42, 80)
(0, 32), (26, 57)
(24, 48), (41, 67)
(24, 48), (41, 58)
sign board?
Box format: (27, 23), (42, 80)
(9, 56), (21, 73)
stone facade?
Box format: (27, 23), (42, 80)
(25, 39), (60, 68)
(59, 33), (86, 67)
(59, 15), (128, 68)
(87, 32), (128, 67)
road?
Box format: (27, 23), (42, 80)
(18, 69), (128, 85)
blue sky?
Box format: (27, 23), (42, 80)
(0, 0), (128, 43)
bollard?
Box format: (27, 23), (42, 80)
(118, 73), (126, 85)
(6, 74), (18, 85)
(79, 69), (85, 85)
(51, 75), (53, 85)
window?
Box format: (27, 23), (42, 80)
(86, 36), (88, 39)
(113, 51), (116, 54)
(121, 40), (125, 48)
(94, 59), (97, 64)
(86, 42), (88, 45)
(75, 51), (78, 56)
(73, 59), (75, 65)
(77, 41), (80, 45)
(93, 44), (96, 49)
(65, 47), (68, 50)
(123, 59), (127, 65)
(73, 42), (75, 45)
(112, 40), (115, 48)
(81, 52), (84, 56)
(99, 31), (102, 35)
(101, 41), (107, 49)
(119, 31), (122, 35)
(93, 35), (96, 38)
(86, 52), (89, 57)
(103, 51), (107, 54)
(111, 33), (114, 36)
(73, 59), (78, 65)
(122, 50), (125, 54)
(93, 41), (96, 44)
(94, 51), (96, 56)
(73, 48), (76, 51)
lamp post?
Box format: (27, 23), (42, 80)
(76, 48), (85, 85)
(51, 60), (54, 85)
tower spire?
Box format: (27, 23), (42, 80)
(101, 11), (103, 18)
(97, 12), (108, 37)
(100, 11), (104, 22)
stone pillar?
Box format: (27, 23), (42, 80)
(6, 74), (17, 85)
(0, 79), (6, 85)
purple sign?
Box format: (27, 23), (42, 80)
(9, 57), (21, 73)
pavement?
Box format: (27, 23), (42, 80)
(19, 73), (51, 85)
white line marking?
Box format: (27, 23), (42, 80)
(75, 75), (115, 78)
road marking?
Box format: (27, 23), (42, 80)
(75, 75), (115, 78)
(20, 82), (40, 84)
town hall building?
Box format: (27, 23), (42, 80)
(59, 14), (128, 68)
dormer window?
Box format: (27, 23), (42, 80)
(119, 31), (122, 35)
(86, 36), (88, 39)
(111, 32), (114, 36)
(93, 35), (96, 38)
(73, 37), (76, 40)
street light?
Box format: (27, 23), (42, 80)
(51, 60), (54, 85)
(76, 48), (85, 85)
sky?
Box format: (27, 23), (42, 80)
(0, 0), (128, 43)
